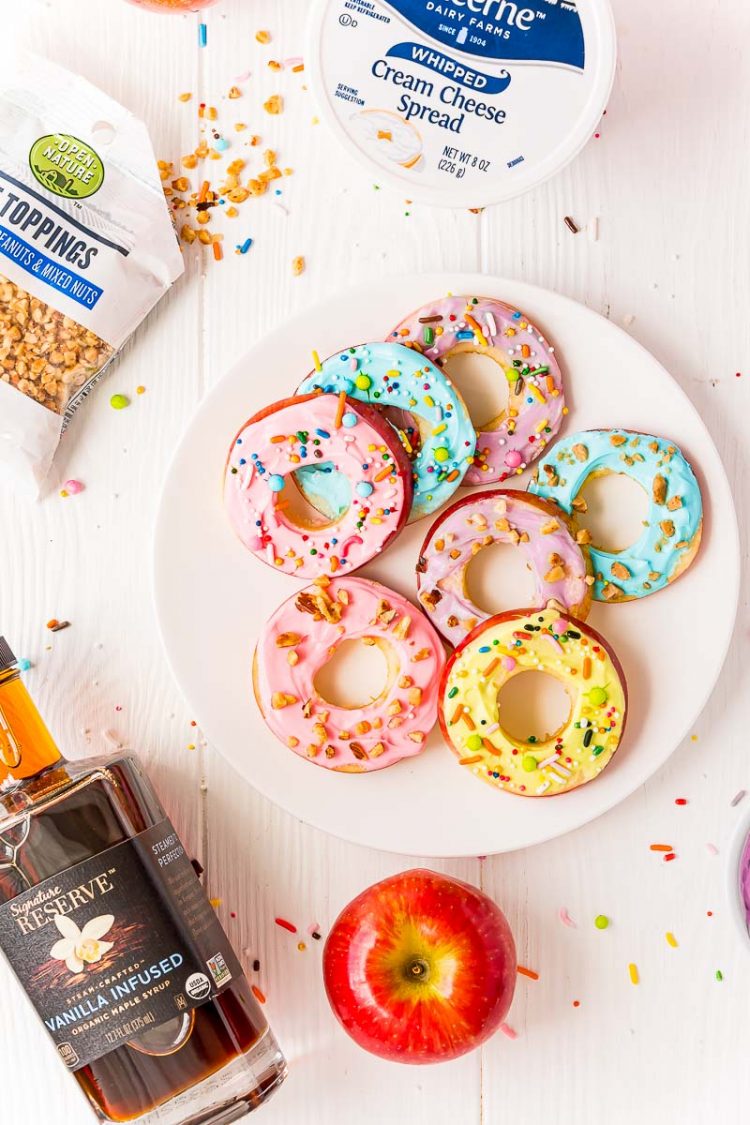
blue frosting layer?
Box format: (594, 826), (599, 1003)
(297, 342), (476, 521)
(529, 429), (702, 601)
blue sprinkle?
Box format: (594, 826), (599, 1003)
(238, 237), (253, 254)
(268, 474), (285, 492)
(342, 413), (358, 428)
(478, 645), (491, 653)
(315, 429), (330, 438)
(455, 330), (474, 340)
(198, 22), (207, 47)
(236, 438), (242, 445)
(251, 452), (258, 460)
(300, 448), (308, 458)
(255, 520), (261, 527)
(239, 458), (246, 465)
(215, 137), (229, 152)
(513, 311), (521, 319)
(17, 658), (32, 672)
(356, 481), (374, 498)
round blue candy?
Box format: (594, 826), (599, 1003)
(342, 413), (358, 428)
(268, 474), (286, 492)
(355, 481), (374, 498)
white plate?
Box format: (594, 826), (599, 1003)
(153, 274), (739, 857)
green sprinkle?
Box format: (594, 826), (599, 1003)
(593, 745), (605, 757)
(716, 969), (723, 982)
(448, 686), (458, 699)
(423, 326), (434, 346)
(110, 393), (130, 410)
(594, 914), (609, 930)
(522, 755), (538, 773)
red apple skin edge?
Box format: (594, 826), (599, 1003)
(323, 868), (517, 1064)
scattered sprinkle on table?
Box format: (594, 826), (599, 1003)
(136, 385), (146, 395)
(251, 985), (266, 1004)
(498, 1023), (517, 1040)
(573, 1000), (580, 1008)
(650, 843), (672, 852)
(715, 969), (723, 982)
(60, 479), (84, 497)
(516, 965), (539, 981)
(46, 619), (70, 632)
(297, 942), (306, 952)
(628, 963), (639, 985)
(252, 958), (260, 972)
(675, 797), (688, 806)
(198, 22), (207, 48)
(292, 255), (305, 276)
(731, 789), (746, 807)
(110, 393), (130, 410)
(17, 658), (32, 672)
(563, 215), (580, 233)
(237, 237), (253, 255)
(274, 916), (297, 934)
(706, 843), (719, 856)
(707, 910), (714, 917)
(256, 29), (271, 44)
(594, 914), (609, 930)
(665, 932), (678, 948)
(664, 852), (677, 862)
(209, 898), (221, 909)
(558, 907), (576, 928)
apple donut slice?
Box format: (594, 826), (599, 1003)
(439, 605), (627, 796)
(224, 392), (412, 579)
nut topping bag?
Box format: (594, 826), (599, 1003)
(0, 52), (183, 493)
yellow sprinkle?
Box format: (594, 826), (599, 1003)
(432, 423), (447, 435)
(256, 29), (271, 43)
(187, 743), (196, 750)
(136, 385), (146, 395)
(312, 349), (322, 372)
(628, 962), (639, 985)
(209, 898), (222, 909)
(534, 418), (550, 434)
(527, 382), (545, 404)
(59, 489), (69, 498)
(178, 92), (192, 103)
(665, 932), (678, 948)
(690, 734), (698, 742)
(424, 395), (435, 408)
(297, 941), (306, 952)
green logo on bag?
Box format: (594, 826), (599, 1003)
(29, 134), (104, 200)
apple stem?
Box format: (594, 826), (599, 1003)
(405, 958), (430, 981)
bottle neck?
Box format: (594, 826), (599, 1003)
(0, 670), (62, 784)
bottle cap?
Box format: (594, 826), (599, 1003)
(0, 637), (17, 674)
(307, 0), (616, 208)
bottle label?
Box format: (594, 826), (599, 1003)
(0, 818), (242, 1071)
(311, 0), (613, 206)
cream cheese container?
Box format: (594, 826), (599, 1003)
(308, 0), (616, 208)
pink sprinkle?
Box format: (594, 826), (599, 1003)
(706, 843), (719, 856)
(307, 921), (321, 936)
(559, 907), (576, 928)
(340, 535), (363, 559)
(504, 450), (522, 469)
(350, 357), (359, 371)
(499, 1023), (518, 1040)
(552, 619), (568, 635)
(501, 655), (516, 672)
(544, 633), (563, 654)
(233, 69), (252, 82)
(64, 478), (84, 494)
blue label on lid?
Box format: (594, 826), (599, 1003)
(383, 0), (585, 70)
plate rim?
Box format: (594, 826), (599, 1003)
(152, 272), (740, 858)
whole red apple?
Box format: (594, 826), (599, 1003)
(323, 868), (516, 1063)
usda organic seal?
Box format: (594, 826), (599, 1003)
(308, 0), (616, 207)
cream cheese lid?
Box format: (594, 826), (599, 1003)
(307, 0), (616, 208)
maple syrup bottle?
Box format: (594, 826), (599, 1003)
(0, 638), (286, 1123)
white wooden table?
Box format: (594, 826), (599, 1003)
(3, 2), (750, 1122)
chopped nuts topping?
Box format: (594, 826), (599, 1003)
(275, 632), (302, 647)
(601, 582), (624, 601)
(611, 561), (631, 580)
(652, 475), (668, 505)
(667, 495), (683, 511)
(660, 519), (676, 538)
(271, 692), (297, 709)
(572, 443), (589, 461)
(610, 434), (627, 446)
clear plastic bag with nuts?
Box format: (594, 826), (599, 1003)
(0, 53), (183, 493)
(0, 275), (114, 416)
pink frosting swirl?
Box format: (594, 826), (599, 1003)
(389, 295), (565, 484)
(416, 490), (592, 647)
